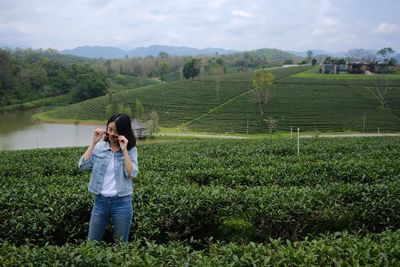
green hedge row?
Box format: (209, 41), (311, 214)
(1, 172), (399, 245)
(141, 138), (400, 187)
(3, 139), (400, 188)
(1, 230), (399, 266)
(134, 181), (400, 243)
(1, 138), (400, 246)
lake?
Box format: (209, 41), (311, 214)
(0, 111), (104, 151)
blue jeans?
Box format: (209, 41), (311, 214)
(88, 194), (133, 243)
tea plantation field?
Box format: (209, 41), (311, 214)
(36, 65), (400, 134)
(1, 137), (399, 265)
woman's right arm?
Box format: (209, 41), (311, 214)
(78, 128), (105, 170)
(82, 128), (105, 160)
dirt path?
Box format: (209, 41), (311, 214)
(301, 133), (400, 138)
(157, 133), (249, 139)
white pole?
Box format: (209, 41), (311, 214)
(297, 128), (300, 156)
(363, 113), (366, 131)
(247, 115), (249, 135)
(291, 126), (293, 139)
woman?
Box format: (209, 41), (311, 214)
(78, 113), (139, 243)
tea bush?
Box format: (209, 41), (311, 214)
(1, 138), (400, 246)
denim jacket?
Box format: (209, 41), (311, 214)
(78, 140), (139, 197)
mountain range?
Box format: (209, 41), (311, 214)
(3, 43), (397, 61)
(61, 45), (237, 59)
(287, 50), (347, 58)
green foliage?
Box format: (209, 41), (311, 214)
(311, 58), (317, 65)
(1, 230), (399, 266)
(1, 138), (400, 246)
(217, 217), (255, 243)
(70, 66), (107, 102)
(1, 138), (400, 264)
(157, 61), (170, 82)
(135, 99), (146, 121)
(183, 59), (201, 80)
(0, 48), (107, 107)
(148, 111), (159, 135)
(377, 47), (396, 64)
(252, 70), (275, 116)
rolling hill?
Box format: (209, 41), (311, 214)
(37, 66), (400, 133)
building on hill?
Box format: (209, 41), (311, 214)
(347, 63), (374, 74)
(322, 64), (347, 74)
(322, 62), (393, 74)
(374, 63), (393, 74)
(131, 119), (147, 139)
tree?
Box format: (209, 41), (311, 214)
(70, 69), (107, 102)
(333, 58), (346, 64)
(157, 61), (170, 82)
(135, 99), (146, 121)
(324, 57), (333, 64)
(209, 64), (224, 99)
(183, 59), (201, 80)
(264, 116), (277, 134)
(138, 67), (148, 86)
(377, 47), (395, 64)
(307, 50), (313, 63)
(388, 57), (397, 66)
(311, 58), (317, 65)
(252, 70), (275, 116)
(179, 66), (183, 81)
(0, 50), (14, 100)
(103, 60), (113, 75)
(347, 49), (376, 63)
(158, 52), (169, 59)
(149, 111), (159, 136)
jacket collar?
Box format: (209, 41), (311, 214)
(100, 140), (120, 153)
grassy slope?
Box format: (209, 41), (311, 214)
(189, 67), (400, 132)
(36, 66), (400, 133)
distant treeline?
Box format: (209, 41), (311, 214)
(0, 48), (107, 107)
(0, 47), (303, 108)
(92, 48), (302, 78)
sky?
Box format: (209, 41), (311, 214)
(0, 0), (399, 53)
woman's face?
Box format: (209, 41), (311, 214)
(107, 122), (119, 143)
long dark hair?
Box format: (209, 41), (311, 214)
(104, 113), (136, 149)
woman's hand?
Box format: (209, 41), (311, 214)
(118, 135), (128, 152)
(82, 128), (105, 161)
(92, 128), (106, 145)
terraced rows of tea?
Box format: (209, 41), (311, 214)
(43, 81), (252, 126)
(0, 138), (399, 264)
(189, 83), (400, 133)
(39, 65), (400, 133)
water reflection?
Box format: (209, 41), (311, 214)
(0, 110), (36, 136)
(0, 123), (104, 150)
(0, 111), (104, 150)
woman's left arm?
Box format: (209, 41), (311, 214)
(122, 149), (133, 177)
(119, 136), (139, 179)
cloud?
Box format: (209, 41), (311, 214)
(311, 16), (339, 36)
(232, 10), (255, 18)
(373, 22), (400, 34)
(0, 0), (399, 52)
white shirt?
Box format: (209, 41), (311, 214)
(100, 153), (117, 197)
